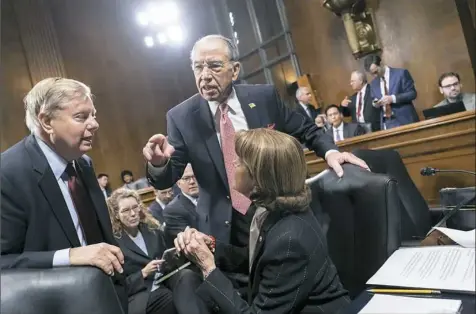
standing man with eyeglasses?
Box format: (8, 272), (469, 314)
(364, 54), (419, 129)
(434, 72), (475, 111)
(142, 35), (369, 287)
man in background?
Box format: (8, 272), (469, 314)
(97, 173), (111, 199)
(325, 104), (366, 143)
(434, 72), (475, 111)
(341, 71), (381, 131)
(148, 187), (174, 223)
(364, 55), (419, 129)
(163, 164), (199, 246)
(295, 86), (319, 121)
(121, 169), (149, 190)
(1, 77), (127, 312)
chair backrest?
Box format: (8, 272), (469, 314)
(358, 123), (372, 134)
(310, 164), (401, 298)
(1, 267), (124, 314)
(353, 149), (431, 239)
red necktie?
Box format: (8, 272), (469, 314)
(65, 162), (103, 244)
(219, 104), (252, 215)
(357, 92), (363, 119)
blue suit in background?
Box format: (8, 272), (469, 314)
(369, 67), (419, 129)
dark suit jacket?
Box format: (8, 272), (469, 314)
(369, 67), (419, 128)
(116, 225), (167, 314)
(147, 84), (336, 244)
(326, 122), (366, 142)
(342, 85), (381, 131)
(196, 209), (350, 314)
(295, 103), (319, 121)
(163, 193), (198, 246)
(0, 135), (127, 310)
(148, 200), (165, 223)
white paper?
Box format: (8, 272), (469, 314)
(359, 294), (462, 314)
(367, 246), (475, 293)
(435, 227), (475, 248)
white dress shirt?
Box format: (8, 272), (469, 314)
(155, 198), (167, 209)
(375, 66), (397, 109)
(182, 192), (198, 207)
(208, 88), (249, 147)
(356, 84), (368, 123)
(36, 136), (86, 267)
(333, 123), (345, 142)
(208, 88), (336, 158)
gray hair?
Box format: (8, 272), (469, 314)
(190, 34), (239, 62)
(24, 77), (92, 135)
(351, 70), (367, 84)
(295, 86), (308, 99)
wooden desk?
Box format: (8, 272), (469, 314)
(305, 110), (476, 206)
(137, 187), (156, 207)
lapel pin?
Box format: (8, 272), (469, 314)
(248, 103), (256, 108)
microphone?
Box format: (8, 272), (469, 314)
(420, 167), (476, 176)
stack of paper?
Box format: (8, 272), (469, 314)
(359, 294), (462, 314)
(367, 246), (475, 294)
(434, 227), (475, 248)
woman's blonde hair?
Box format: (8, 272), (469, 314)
(234, 128), (311, 212)
(107, 188), (160, 238)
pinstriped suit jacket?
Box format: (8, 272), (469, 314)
(196, 208), (350, 314)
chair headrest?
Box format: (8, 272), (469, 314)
(1, 267), (124, 314)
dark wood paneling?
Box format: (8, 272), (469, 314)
(285, 0), (475, 116)
(1, 0), (33, 150)
(305, 111), (476, 206)
(1, 0), (218, 188)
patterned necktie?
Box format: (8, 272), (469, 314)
(219, 103), (252, 215)
(381, 76), (392, 118)
(65, 162), (103, 244)
(357, 92), (363, 119)
(335, 128), (341, 142)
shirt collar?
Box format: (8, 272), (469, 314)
(35, 136), (69, 180)
(333, 122), (344, 131)
(156, 198), (167, 208)
(208, 88), (240, 117)
(360, 84), (368, 93)
(182, 192), (198, 206)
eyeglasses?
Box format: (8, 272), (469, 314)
(441, 82), (460, 89)
(192, 60), (232, 74)
(120, 205), (141, 215)
(181, 175), (196, 183)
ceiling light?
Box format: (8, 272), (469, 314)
(144, 36), (154, 47)
(167, 25), (184, 42)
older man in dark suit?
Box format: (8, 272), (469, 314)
(142, 35), (368, 256)
(1, 78), (127, 312)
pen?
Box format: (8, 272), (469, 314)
(368, 289), (441, 294)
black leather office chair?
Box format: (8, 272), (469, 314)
(1, 267), (125, 314)
(358, 123), (372, 134)
(308, 164), (401, 298)
(353, 149), (431, 240)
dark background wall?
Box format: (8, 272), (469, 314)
(285, 0), (475, 114)
(1, 0), (217, 187)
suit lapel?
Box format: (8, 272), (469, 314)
(121, 228), (150, 259)
(26, 136), (81, 247)
(388, 67), (398, 95)
(195, 98), (229, 191)
(249, 210), (284, 279)
(75, 158), (112, 243)
(140, 225), (160, 259)
(235, 85), (263, 129)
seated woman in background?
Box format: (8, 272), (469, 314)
(176, 128), (350, 314)
(107, 189), (208, 314)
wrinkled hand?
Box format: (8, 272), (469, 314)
(185, 236), (216, 275)
(378, 95), (393, 106)
(326, 151), (370, 177)
(174, 226), (214, 255)
(141, 259), (163, 278)
(69, 243), (124, 276)
(341, 96), (351, 107)
(143, 134), (175, 167)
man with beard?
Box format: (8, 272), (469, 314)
(148, 187), (174, 223)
